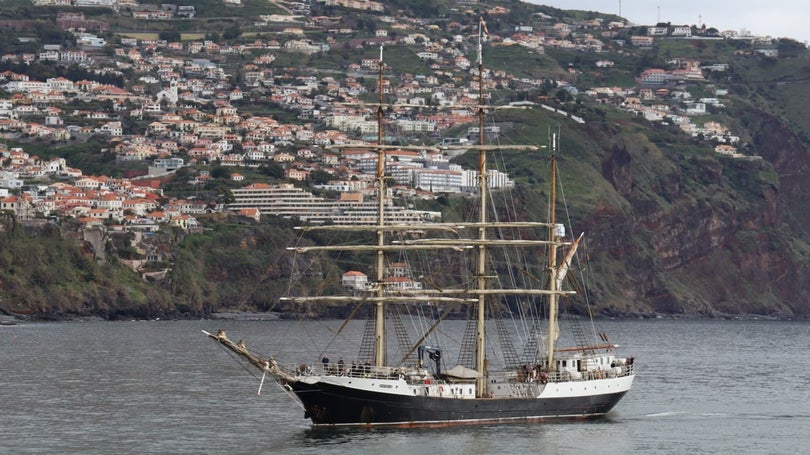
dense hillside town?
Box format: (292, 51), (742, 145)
(1, 1), (780, 230)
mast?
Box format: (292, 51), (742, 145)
(547, 134), (559, 369)
(374, 45), (386, 367)
(475, 17), (488, 397)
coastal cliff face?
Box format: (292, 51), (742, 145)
(576, 110), (810, 318)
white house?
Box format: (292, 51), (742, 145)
(342, 271), (368, 290)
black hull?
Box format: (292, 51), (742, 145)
(292, 381), (628, 427)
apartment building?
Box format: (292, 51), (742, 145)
(228, 183), (439, 224)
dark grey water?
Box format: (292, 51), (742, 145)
(1, 319), (808, 454)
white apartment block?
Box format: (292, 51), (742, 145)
(395, 119), (437, 133)
(413, 168), (463, 193)
(462, 169), (513, 191)
(228, 183), (439, 224)
(4, 80), (50, 93)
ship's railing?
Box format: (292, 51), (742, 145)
(543, 363), (635, 383)
(277, 361), (634, 383)
(490, 362), (635, 384)
(278, 361), (430, 381)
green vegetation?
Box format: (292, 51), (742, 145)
(129, 0), (283, 18)
(0, 61), (123, 86)
(381, 0), (452, 17)
(3, 1), (810, 319)
(7, 137), (140, 178)
(0, 218), (174, 319)
(484, 44), (564, 79)
(0, 216), (358, 319)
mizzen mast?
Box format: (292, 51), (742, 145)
(547, 134), (560, 369)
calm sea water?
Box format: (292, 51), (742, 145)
(1, 319), (808, 454)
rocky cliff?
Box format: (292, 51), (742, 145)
(569, 109), (810, 318)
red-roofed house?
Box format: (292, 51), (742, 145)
(237, 207), (260, 222)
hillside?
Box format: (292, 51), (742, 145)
(2, 1), (810, 320)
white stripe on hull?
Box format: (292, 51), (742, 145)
(538, 374), (635, 398)
(308, 374), (634, 400)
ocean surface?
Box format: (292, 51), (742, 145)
(1, 318), (808, 454)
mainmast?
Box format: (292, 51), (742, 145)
(374, 45), (386, 367)
(547, 134), (560, 369)
(474, 17), (488, 397)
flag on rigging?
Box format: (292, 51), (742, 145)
(477, 17), (489, 64)
(479, 17), (490, 41)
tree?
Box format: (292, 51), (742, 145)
(309, 169), (333, 185)
(218, 186), (235, 204)
(555, 88), (573, 103)
(210, 166), (232, 179)
(777, 38), (806, 58)
(159, 30), (181, 42)
(223, 23), (241, 41)
(261, 162), (284, 178)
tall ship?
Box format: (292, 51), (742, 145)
(204, 20), (635, 426)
